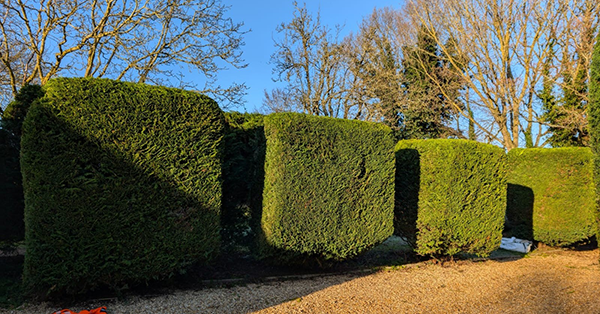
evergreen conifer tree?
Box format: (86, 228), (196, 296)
(589, 33), (600, 155)
(400, 26), (464, 139)
(543, 31), (590, 147)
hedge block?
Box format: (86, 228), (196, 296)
(506, 148), (596, 246)
(0, 84), (44, 243)
(261, 113), (395, 263)
(395, 139), (507, 257)
(21, 78), (224, 295)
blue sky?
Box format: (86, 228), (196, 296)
(215, 1), (405, 113)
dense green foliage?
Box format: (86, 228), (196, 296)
(20, 78), (224, 296)
(400, 26), (464, 139)
(506, 148), (596, 246)
(395, 139), (506, 257)
(221, 112), (266, 251)
(591, 33), (600, 245)
(261, 113), (395, 264)
(542, 38), (589, 147)
(0, 85), (44, 243)
(2, 84), (44, 137)
(0, 128), (24, 242)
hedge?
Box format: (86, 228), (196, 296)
(260, 113), (395, 264)
(0, 128), (24, 242)
(221, 112), (266, 251)
(395, 139), (507, 257)
(590, 32), (600, 245)
(506, 148), (596, 246)
(0, 84), (44, 243)
(21, 78), (224, 296)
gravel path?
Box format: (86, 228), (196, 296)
(4, 248), (599, 314)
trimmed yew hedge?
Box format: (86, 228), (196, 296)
(260, 113), (395, 264)
(21, 78), (224, 296)
(0, 84), (44, 243)
(221, 112), (266, 251)
(395, 139), (507, 257)
(590, 32), (600, 246)
(506, 148), (596, 246)
(0, 128), (24, 242)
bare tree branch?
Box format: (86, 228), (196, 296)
(0, 0), (247, 113)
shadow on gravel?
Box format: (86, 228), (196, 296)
(0, 255), (24, 309)
(0, 236), (531, 312)
(0, 236), (416, 311)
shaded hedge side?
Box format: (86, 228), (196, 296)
(395, 139), (507, 257)
(0, 84), (44, 243)
(506, 148), (596, 246)
(0, 128), (24, 242)
(590, 32), (600, 247)
(21, 78), (224, 296)
(261, 113), (395, 264)
(221, 112), (266, 251)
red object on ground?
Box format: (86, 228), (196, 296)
(52, 306), (107, 314)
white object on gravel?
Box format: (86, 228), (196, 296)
(500, 237), (532, 253)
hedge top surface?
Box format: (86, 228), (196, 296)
(394, 138), (505, 153)
(508, 146), (593, 157)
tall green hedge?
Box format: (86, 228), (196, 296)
(0, 84), (44, 243)
(21, 78), (224, 296)
(590, 32), (600, 246)
(0, 128), (24, 242)
(506, 148), (596, 246)
(221, 112), (266, 251)
(261, 113), (395, 264)
(395, 139), (507, 257)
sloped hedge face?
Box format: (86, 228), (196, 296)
(506, 148), (596, 246)
(261, 113), (395, 264)
(21, 78), (224, 296)
(395, 139), (507, 257)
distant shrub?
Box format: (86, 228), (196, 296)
(260, 113), (395, 265)
(21, 78), (224, 296)
(395, 139), (507, 257)
(506, 148), (596, 246)
(221, 112), (266, 251)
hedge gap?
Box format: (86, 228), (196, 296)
(21, 78), (224, 296)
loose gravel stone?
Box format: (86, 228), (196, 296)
(4, 249), (599, 314)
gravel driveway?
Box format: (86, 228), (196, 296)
(3, 247), (599, 314)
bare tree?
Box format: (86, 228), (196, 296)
(0, 0), (247, 114)
(343, 8), (404, 128)
(542, 1), (599, 147)
(343, 7), (467, 139)
(261, 87), (296, 114)
(406, 0), (600, 149)
(265, 1), (360, 119)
